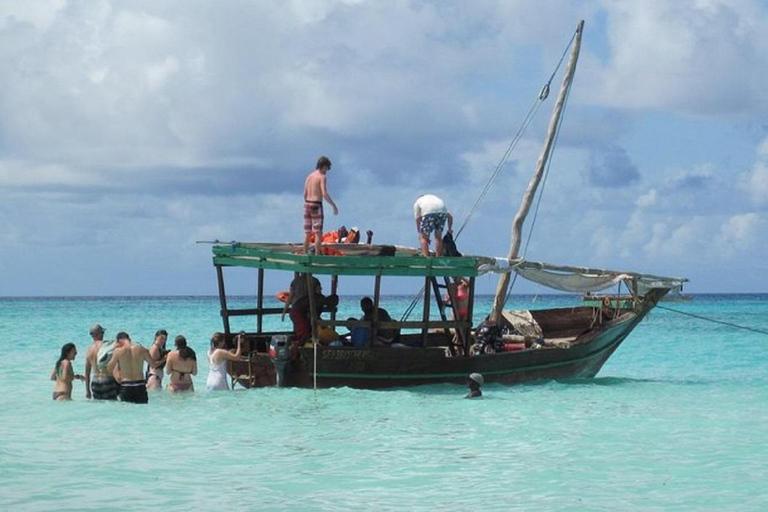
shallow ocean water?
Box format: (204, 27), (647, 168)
(1, 294), (767, 511)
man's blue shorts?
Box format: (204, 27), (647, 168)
(420, 213), (447, 235)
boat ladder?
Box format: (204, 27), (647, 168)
(429, 277), (468, 356)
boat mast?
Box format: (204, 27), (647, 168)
(490, 20), (585, 323)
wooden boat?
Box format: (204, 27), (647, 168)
(208, 21), (687, 389)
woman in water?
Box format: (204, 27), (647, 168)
(146, 329), (169, 391)
(206, 332), (244, 391)
(51, 343), (85, 401)
(166, 335), (197, 393)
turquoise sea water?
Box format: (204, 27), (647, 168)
(1, 294), (767, 511)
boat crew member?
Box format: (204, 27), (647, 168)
(465, 373), (483, 399)
(84, 324), (120, 400)
(360, 297), (399, 346)
(303, 155), (339, 255)
(282, 273), (321, 343)
(413, 194), (453, 256)
(107, 332), (152, 404)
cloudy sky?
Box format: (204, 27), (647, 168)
(1, 0), (766, 297)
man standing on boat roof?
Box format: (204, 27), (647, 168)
(413, 194), (453, 256)
(303, 156), (339, 255)
(84, 324), (120, 400)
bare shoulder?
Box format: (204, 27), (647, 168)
(85, 341), (100, 358)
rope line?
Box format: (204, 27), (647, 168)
(657, 305), (768, 336)
(455, 96), (543, 239)
(403, 27), (578, 321)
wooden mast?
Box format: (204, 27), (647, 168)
(490, 20), (585, 323)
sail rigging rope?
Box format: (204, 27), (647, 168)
(657, 305), (768, 336)
(401, 27), (579, 322)
(454, 28), (577, 240)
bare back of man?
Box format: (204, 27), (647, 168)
(303, 171), (325, 203)
(108, 335), (151, 404)
(303, 156), (338, 254)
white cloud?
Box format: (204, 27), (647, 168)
(744, 138), (768, 205)
(636, 189), (657, 208)
(719, 213), (762, 246)
(0, 0), (66, 31)
(1, 1), (767, 294)
(584, 0), (768, 115)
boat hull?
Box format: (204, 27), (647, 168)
(228, 304), (652, 390)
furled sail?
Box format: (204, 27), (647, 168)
(478, 257), (687, 294)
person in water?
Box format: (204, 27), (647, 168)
(206, 332), (244, 391)
(166, 335), (197, 393)
(51, 343), (85, 401)
(107, 332), (152, 404)
(465, 373), (483, 399)
(146, 329), (169, 391)
(303, 155), (339, 255)
(413, 194), (454, 256)
(84, 324), (120, 400)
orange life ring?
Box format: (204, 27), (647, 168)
(276, 291), (290, 303)
(602, 296), (611, 308)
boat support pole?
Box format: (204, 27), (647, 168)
(331, 274), (339, 325)
(422, 276), (431, 346)
(307, 272), (319, 390)
(257, 267), (264, 334)
(216, 265), (231, 335)
(372, 275), (382, 342)
(465, 276), (476, 356)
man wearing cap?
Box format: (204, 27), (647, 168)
(84, 324), (120, 400)
(108, 332), (152, 404)
(465, 373), (483, 399)
(413, 194), (453, 256)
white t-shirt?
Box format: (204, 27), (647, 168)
(413, 194), (447, 219)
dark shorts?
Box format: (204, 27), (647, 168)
(91, 377), (120, 400)
(419, 213), (447, 235)
(304, 201), (323, 233)
(119, 381), (148, 404)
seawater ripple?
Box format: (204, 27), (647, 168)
(1, 294), (767, 510)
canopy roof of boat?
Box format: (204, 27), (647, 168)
(210, 242), (687, 293)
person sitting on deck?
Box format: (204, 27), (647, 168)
(360, 297), (400, 346)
